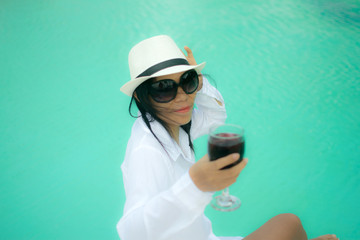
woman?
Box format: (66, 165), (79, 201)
(117, 35), (338, 240)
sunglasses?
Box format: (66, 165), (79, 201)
(148, 70), (199, 103)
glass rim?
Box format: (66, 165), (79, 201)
(209, 124), (244, 139)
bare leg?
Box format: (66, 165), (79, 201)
(243, 213), (339, 240)
(311, 235), (339, 240)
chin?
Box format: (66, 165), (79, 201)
(168, 115), (192, 127)
(178, 116), (193, 126)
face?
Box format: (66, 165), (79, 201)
(150, 71), (197, 131)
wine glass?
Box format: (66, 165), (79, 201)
(208, 124), (245, 212)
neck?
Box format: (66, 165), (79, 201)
(169, 125), (180, 145)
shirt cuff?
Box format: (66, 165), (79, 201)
(196, 77), (225, 107)
(171, 171), (213, 210)
(198, 77), (223, 97)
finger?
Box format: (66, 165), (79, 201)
(184, 46), (193, 57)
(212, 153), (240, 170)
(238, 158), (248, 169)
(220, 158), (248, 179)
(229, 158), (248, 174)
(181, 47), (187, 57)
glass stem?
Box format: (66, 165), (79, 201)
(222, 187), (230, 197)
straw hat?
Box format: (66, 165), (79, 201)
(120, 35), (206, 96)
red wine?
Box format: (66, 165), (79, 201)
(208, 133), (245, 170)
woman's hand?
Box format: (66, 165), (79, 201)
(189, 154), (248, 192)
(183, 46), (203, 91)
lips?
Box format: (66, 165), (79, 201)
(175, 106), (191, 113)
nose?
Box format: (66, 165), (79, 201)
(174, 86), (187, 102)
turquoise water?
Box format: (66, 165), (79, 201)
(1, 0), (359, 239)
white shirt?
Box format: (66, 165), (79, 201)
(117, 78), (243, 240)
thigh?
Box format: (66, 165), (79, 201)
(219, 237), (244, 240)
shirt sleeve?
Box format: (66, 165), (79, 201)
(191, 76), (227, 140)
(117, 145), (213, 240)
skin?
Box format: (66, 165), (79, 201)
(138, 46), (338, 240)
(149, 46), (221, 144)
(149, 70), (198, 143)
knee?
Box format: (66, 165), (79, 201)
(276, 213), (303, 228)
(270, 213), (307, 239)
(281, 213), (302, 223)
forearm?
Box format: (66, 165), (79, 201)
(191, 77), (227, 139)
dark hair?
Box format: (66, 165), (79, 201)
(128, 79), (194, 152)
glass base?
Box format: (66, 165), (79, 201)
(211, 194), (241, 212)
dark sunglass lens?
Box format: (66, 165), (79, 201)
(181, 71), (199, 94)
(150, 80), (177, 103)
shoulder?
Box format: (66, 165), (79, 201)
(127, 118), (165, 153)
(123, 118), (172, 174)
